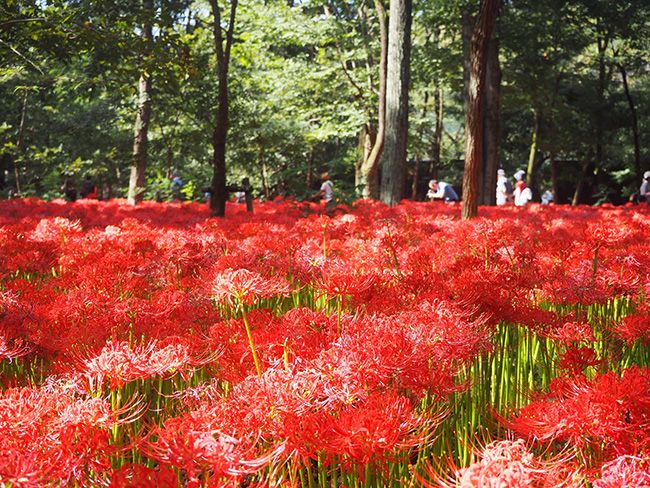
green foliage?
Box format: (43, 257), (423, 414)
(0, 0), (649, 203)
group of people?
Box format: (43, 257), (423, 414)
(496, 169), (535, 206)
(61, 174), (97, 202)
(427, 168), (537, 206)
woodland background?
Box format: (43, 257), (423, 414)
(1, 0), (649, 209)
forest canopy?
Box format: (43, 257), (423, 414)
(1, 0), (649, 207)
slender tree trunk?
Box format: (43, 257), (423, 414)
(357, 0), (387, 199)
(576, 34), (609, 206)
(573, 159), (595, 205)
(461, 0), (499, 219)
(480, 34), (501, 205)
(412, 90), (430, 200)
(306, 147), (315, 190)
(355, 123), (375, 193)
(158, 121), (176, 177)
(259, 141), (270, 199)
(618, 63), (641, 185)
(526, 108), (542, 197)
(209, 0), (238, 217)
(128, 0), (154, 206)
(430, 86), (443, 181)
(412, 156), (420, 200)
(550, 152), (558, 203)
(379, 0), (412, 206)
(14, 90), (28, 197)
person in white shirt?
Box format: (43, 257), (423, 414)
(513, 170), (532, 206)
(640, 171), (650, 204)
(495, 169), (513, 205)
(317, 172), (334, 203)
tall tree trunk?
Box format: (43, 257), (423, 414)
(127, 0), (154, 206)
(429, 86), (443, 180)
(258, 141), (270, 199)
(461, 0), (499, 219)
(306, 146), (315, 190)
(379, 0), (412, 206)
(550, 152), (558, 203)
(357, 0), (387, 199)
(573, 159), (595, 205)
(480, 34), (500, 206)
(14, 90), (28, 197)
(526, 108), (542, 197)
(355, 123), (375, 193)
(412, 90), (430, 200)
(618, 63), (641, 185)
(209, 0), (238, 217)
(577, 34), (609, 206)
(412, 156), (420, 200)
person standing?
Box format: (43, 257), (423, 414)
(495, 169), (513, 205)
(640, 171), (650, 204)
(61, 172), (77, 202)
(427, 179), (459, 202)
(316, 172), (333, 201)
(513, 170), (532, 206)
(80, 175), (97, 199)
(170, 171), (184, 201)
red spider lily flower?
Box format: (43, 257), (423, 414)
(75, 338), (214, 390)
(315, 261), (378, 299)
(0, 334), (32, 360)
(614, 306), (650, 346)
(0, 386), (116, 486)
(31, 217), (83, 242)
(447, 439), (574, 488)
(546, 320), (596, 345)
(509, 367), (650, 463)
(318, 391), (435, 468)
(212, 268), (291, 306)
(109, 463), (179, 488)
(143, 406), (283, 486)
(592, 455), (650, 487)
(557, 345), (603, 374)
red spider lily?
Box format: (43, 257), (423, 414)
(426, 439), (575, 488)
(614, 305), (650, 345)
(318, 391), (437, 469)
(109, 463), (179, 488)
(0, 335), (32, 360)
(143, 406), (284, 486)
(557, 345), (603, 374)
(508, 367), (650, 463)
(212, 268), (291, 307)
(73, 338), (215, 390)
(592, 455), (650, 487)
(546, 320), (596, 345)
(315, 261), (378, 299)
(0, 386), (116, 486)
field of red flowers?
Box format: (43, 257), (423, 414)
(1, 197), (649, 487)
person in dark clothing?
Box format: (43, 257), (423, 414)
(61, 173), (77, 202)
(80, 175), (97, 199)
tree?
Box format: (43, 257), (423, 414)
(127, 0), (154, 206)
(356, 0), (388, 199)
(380, 0), (412, 206)
(480, 32), (501, 205)
(209, 0), (238, 217)
(461, 0), (499, 219)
